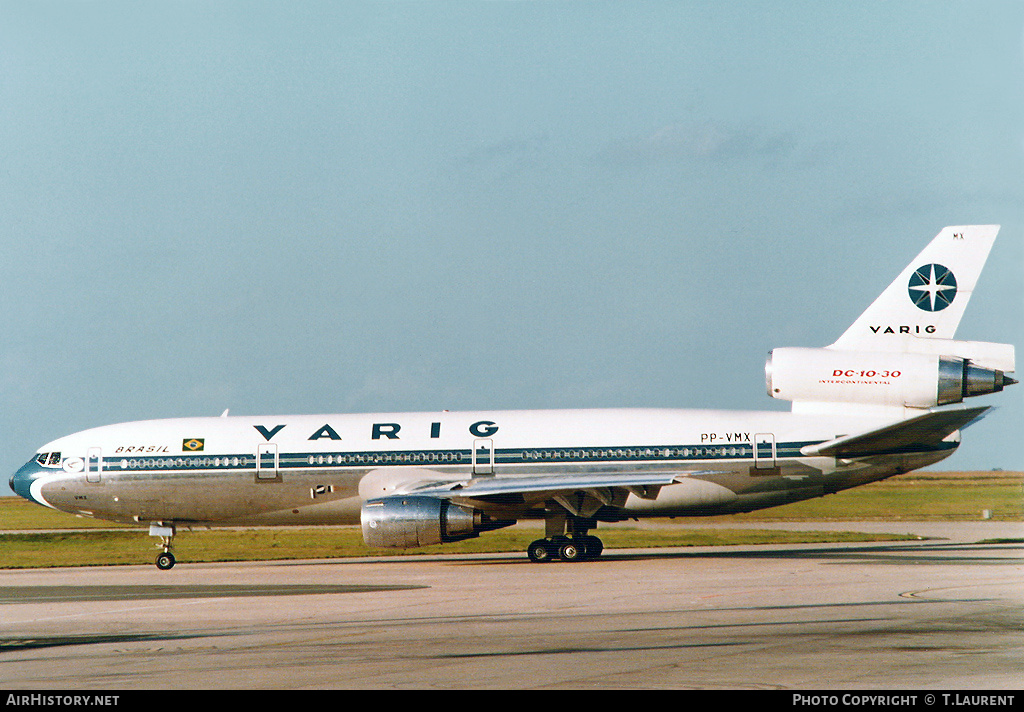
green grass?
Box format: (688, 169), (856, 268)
(0, 526), (920, 569)
(0, 498), (137, 530)
(706, 471), (1023, 522)
(1, 470), (1019, 569)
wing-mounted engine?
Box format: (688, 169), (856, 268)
(766, 344), (1016, 409)
(361, 496), (514, 548)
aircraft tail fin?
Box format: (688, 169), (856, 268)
(830, 225), (1000, 351)
(767, 225), (1014, 413)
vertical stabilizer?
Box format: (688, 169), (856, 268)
(829, 225), (999, 352)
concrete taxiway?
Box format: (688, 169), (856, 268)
(1, 522), (1021, 689)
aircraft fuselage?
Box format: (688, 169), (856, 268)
(12, 407), (952, 527)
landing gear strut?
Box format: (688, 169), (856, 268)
(150, 523), (176, 570)
(526, 516), (604, 563)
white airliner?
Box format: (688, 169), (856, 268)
(10, 225), (1016, 569)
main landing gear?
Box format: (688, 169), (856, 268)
(150, 523), (176, 570)
(527, 534), (604, 563)
(526, 514), (604, 563)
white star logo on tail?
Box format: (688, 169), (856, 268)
(908, 264), (957, 312)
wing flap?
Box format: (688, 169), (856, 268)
(801, 406), (991, 458)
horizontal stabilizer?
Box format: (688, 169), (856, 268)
(801, 406), (991, 458)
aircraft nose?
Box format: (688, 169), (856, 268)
(10, 458), (45, 504)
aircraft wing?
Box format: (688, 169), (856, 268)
(800, 406), (991, 459)
(381, 468), (726, 517)
(405, 470), (722, 498)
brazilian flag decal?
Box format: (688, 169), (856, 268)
(183, 438), (205, 452)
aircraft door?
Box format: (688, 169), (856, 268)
(86, 448), (102, 484)
(753, 433), (776, 470)
(256, 443), (281, 482)
(472, 438), (494, 476)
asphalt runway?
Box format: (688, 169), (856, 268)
(1, 522), (1021, 689)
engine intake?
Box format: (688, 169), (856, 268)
(766, 347), (1015, 408)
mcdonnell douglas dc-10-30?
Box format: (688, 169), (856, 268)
(10, 225), (1016, 569)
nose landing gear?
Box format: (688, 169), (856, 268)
(150, 523), (176, 570)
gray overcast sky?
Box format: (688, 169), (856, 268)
(2, 1), (1022, 494)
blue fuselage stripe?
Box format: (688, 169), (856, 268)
(92, 440), (841, 473)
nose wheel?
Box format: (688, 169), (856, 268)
(156, 551), (176, 570)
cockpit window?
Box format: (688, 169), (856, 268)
(36, 452), (62, 467)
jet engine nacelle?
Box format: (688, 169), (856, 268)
(360, 497), (520, 549)
(361, 496), (480, 548)
(766, 347), (1016, 408)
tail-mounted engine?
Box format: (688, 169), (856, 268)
(361, 496), (514, 548)
(766, 346), (1016, 409)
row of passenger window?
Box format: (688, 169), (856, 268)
(308, 452), (466, 465)
(304, 446), (751, 466)
(520, 447), (749, 460)
(116, 446), (752, 471)
(121, 457), (248, 469)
